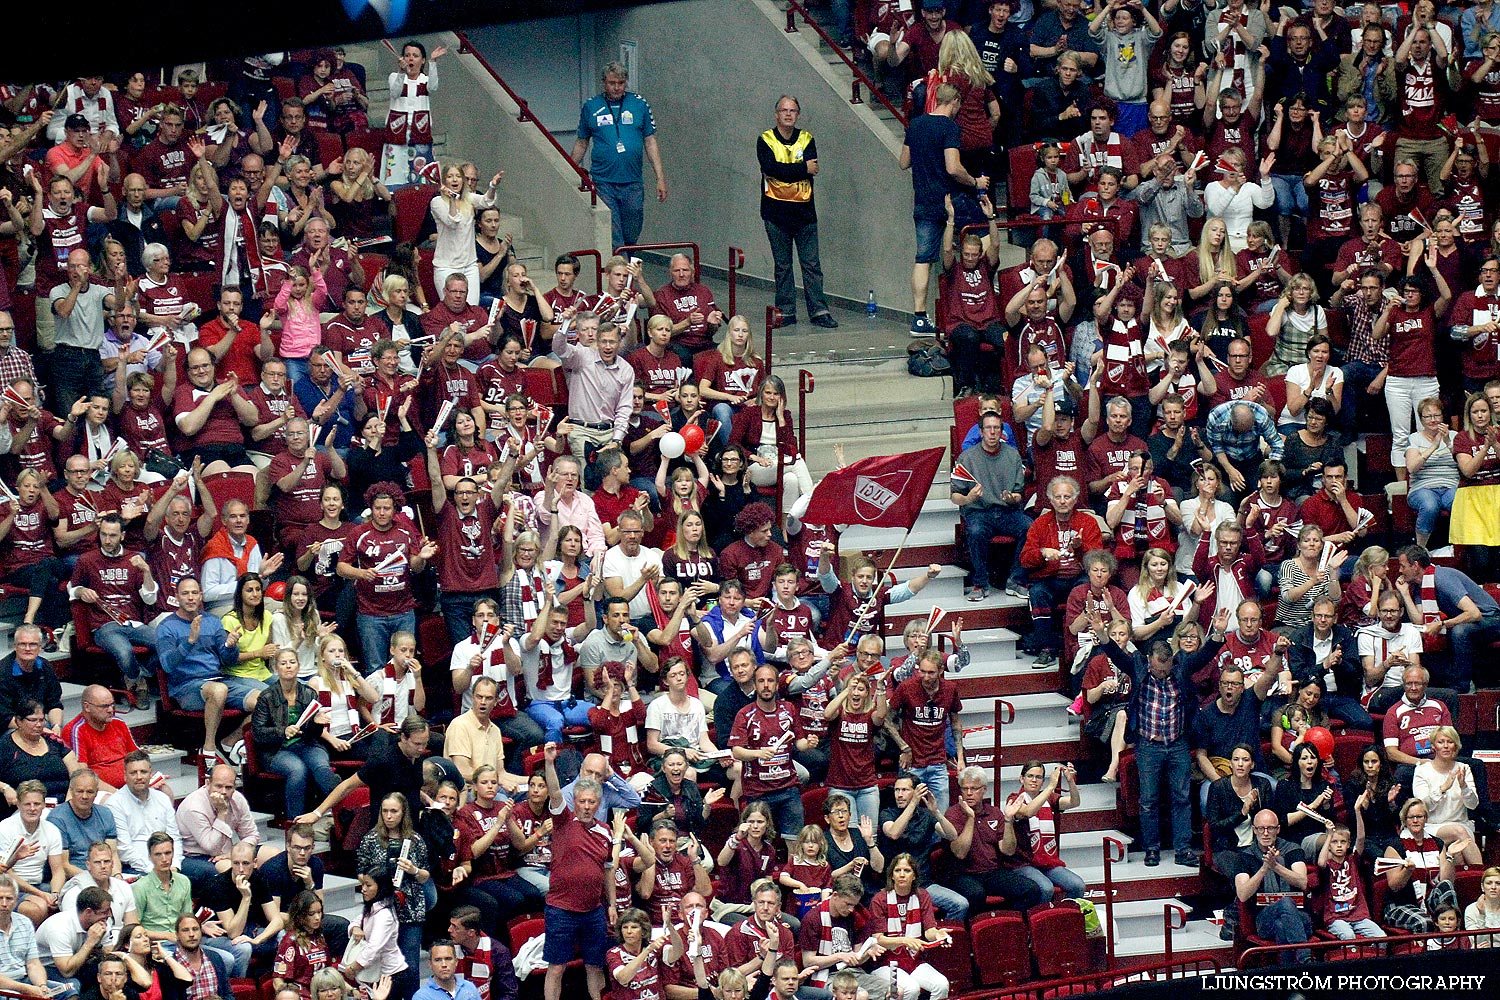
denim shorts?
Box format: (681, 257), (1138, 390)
(914, 216), (945, 264)
(542, 904), (609, 966)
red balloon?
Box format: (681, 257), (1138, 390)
(1304, 726), (1335, 762)
(266, 580), (287, 602)
(681, 424), (706, 455)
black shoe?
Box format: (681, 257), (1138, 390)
(1144, 849), (1161, 867)
(774, 314), (798, 329)
(810, 312), (839, 329)
(1220, 920), (1235, 941)
(1175, 848), (1202, 868)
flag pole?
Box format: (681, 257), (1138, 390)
(844, 529), (912, 646)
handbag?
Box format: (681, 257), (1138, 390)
(907, 340), (951, 378)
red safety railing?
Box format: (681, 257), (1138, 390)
(990, 699), (1014, 801)
(783, 0), (907, 127)
(450, 31), (599, 204)
(619, 242), (701, 282)
(565, 247), (605, 297)
(797, 369), (815, 464)
(1237, 925), (1500, 966)
(765, 304), (781, 364)
(1161, 901), (1188, 969)
(970, 956), (1224, 1000)
(1101, 834), (1127, 970)
(728, 245), (745, 318)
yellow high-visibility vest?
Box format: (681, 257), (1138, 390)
(761, 128), (814, 204)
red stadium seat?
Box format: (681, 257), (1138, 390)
(925, 922), (973, 991)
(1264, 375), (1287, 420)
(314, 131), (344, 169)
(1248, 312), (1274, 369)
(344, 128), (385, 157)
(970, 911), (1031, 987)
(1028, 900), (1091, 978)
(241, 725), (287, 818)
(201, 470), (256, 514)
(392, 184), (439, 246)
(523, 367), (568, 409)
(155, 667), (246, 753)
(271, 78), (298, 101)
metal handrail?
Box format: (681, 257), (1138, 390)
(797, 370), (815, 464)
(1101, 835), (1127, 970)
(990, 699), (1014, 801)
(565, 248), (605, 296)
(1237, 925), (1500, 967)
(970, 956), (1224, 1000)
(782, 0), (908, 127)
(727, 246), (746, 318)
(449, 31), (599, 205)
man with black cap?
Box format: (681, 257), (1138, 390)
(43, 113), (114, 201)
(888, 0), (961, 79)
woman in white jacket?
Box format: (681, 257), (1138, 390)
(1204, 147), (1276, 251)
(429, 162), (501, 305)
(343, 864), (411, 998)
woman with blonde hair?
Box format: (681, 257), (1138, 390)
(330, 145), (391, 241)
(1339, 545), (1390, 628)
(698, 314), (766, 446)
(1143, 279), (1192, 373)
(311, 633), (381, 759)
(931, 31), (999, 179)
(282, 154), (335, 242)
(429, 160), (501, 305)
(1264, 272), (1327, 375)
(177, 155), (222, 272)
(371, 272), (423, 369)
(1189, 217), (1238, 303)
(1453, 393), (1500, 578)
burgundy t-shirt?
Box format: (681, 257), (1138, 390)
(343, 521), (419, 616)
(606, 946), (666, 1000)
(435, 498), (500, 593)
(421, 303), (493, 363)
(149, 527), (201, 613)
(729, 700), (800, 799)
(119, 403), (171, 457)
(826, 707), (878, 789)
(323, 314), (385, 357)
(545, 806), (614, 913)
(1386, 305), (1437, 378)
(9, 411), (60, 479)
(440, 441), (499, 482)
(889, 677), (961, 767)
(300, 521), (349, 598)
(653, 281), (720, 352)
(53, 488), (98, 555)
(172, 383), (245, 449)
(268, 450), (333, 525)
(944, 801), (1014, 873)
(693, 352), (765, 400)
(245, 385), (305, 455)
(477, 361), (526, 410)
(456, 799), (514, 882)
(0, 498), (52, 573)
(628, 347), (689, 398)
(71, 548), (150, 630)
(419, 361), (482, 432)
(718, 540), (784, 601)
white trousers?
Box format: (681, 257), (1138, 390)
(1385, 374), (1440, 467)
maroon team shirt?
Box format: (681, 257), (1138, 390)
(641, 851), (697, 926)
(172, 384), (245, 449)
(0, 498), (52, 573)
(1030, 430), (1086, 506)
(718, 540), (785, 601)
(70, 547), (152, 630)
(693, 352), (765, 400)
(1307, 170), (1357, 242)
(653, 281), (721, 352)
(766, 602), (815, 648)
(244, 385), (305, 455)
(1208, 369), (1270, 408)
(421, 303), (494, 363)
(362, 374), (417, 446)
(418, 361), (482, 433)
(889, 676), (961, 767)
(941, 259), (1001, 329)
(268, 450), (333, 526)
(9, 411), (61, 479)
(545, 805), (614, 913)
(477, 361), (525, 411)
(439, 441), (500, 482)
(729, 700), (800, 799)
(322, 314), (385, 357)
(1083, 432), (1147, 497)
(1386, 305), (1438, 377)
(826, 707), (879, 789)
(35, 204), (90, 293)
(606, 945), (666, 1000)
(943, 801), (1015, 873)
(343, 521), (419, 616)
(135, 138), (190, 193)
(456, 799), (515, 882)
(118, 403), (171, 458)
(628, 347), (689, 398)
(435, 498), (500, 594)
(53, 488), (99, 556)
(300, 521), (349, 599)
(1205, 112), (1261, 180)
(149, 527), (202, 613)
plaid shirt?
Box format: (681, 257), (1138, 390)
(1342, 292), (1387, 366)
(0, 346), (37, 400)
(1139, 671), (1184, 743)
(1205, 400), (1283, 462)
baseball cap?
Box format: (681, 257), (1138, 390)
(64, 113), (90, 132)
(1055, 395), (1077, 418)
(922, 0), (947, 10)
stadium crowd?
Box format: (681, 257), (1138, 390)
(2, 0), (1500, 997)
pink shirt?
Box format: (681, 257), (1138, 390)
(274, 271), (328, 360)
(536, 490), (605, 559)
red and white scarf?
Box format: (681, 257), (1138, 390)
(222, 201), (269, 299)
(531, 636), (577, 702)
(1219, 7), (1253, 97)
(883, 890), (926, 973)
(1419, 566), (1444, 630)
(1075, 130), (1125, 182)
(808, 902), (852, 987)
(516, 566), (545, 631)
(1103, 317), (1145, 391)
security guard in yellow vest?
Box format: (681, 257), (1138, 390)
(758, 97), (838, 329)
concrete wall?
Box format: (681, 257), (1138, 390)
(366, 32), (612, 267)
(581, 0), (915, 312)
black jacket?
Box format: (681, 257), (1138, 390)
(0, 657), (63, 731)
(251, 680), (326, 755)
(1283, 623), (1362, 697)
(1110, 636), (1223, 743)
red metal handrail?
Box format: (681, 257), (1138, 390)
(619, 242), (701, 282)
(728, 245), (746, 318)
(1101, 835), (1127, 970)
(797, 370), (815, 465)
(449, 31), (599, 205)
(990, 699), (1014, 801)
(1161, 901), (1188, 973)
(565, 248), (605, 297)
(783, 0), (908, 128)
(970, 956), (1224, 1000)
(1237, 925), (1500, 967)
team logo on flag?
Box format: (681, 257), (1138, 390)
(853, 472), (909, 520)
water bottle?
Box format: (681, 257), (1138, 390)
(866, 290), (877, 316)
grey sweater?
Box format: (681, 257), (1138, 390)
(954, 441), (1028, 517)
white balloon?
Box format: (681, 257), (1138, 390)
(660, 431), (686, 459)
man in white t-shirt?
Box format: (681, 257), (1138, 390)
(601, 509), (664, 632)
(58, 841), (136, 930)
(0, 781), (67, 927)
(1358, 589), (1429, 715)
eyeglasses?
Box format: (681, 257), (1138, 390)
(1253, 825), (1280, 832)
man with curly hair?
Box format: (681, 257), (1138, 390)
(718, 502), (784, 603)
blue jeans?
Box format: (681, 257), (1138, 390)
(1446, 613), (1500, 691)
(1269, 173), (1311, 217)
(961, 505), (1033, 590)
(1326, 917), (1387, 939)
(283, 356), (310, 386)
(525, 699), (596, 743)
(759, 786), (806, 839)
(358, 611), (416, 674)
(1136, 738), (1192, 853)
(441, 591), (497, 647)
(1255, 895), (1313, 963)
(269, 743), (340, 818)
(910, 763), (950, 816)
(595, 179), (645, 250)
(94, 622), (157, 681)
(925, 881), (969, 920)
(1028, 575), (1079, 654)
(765, 219), (830, 319)
(1016, 863), (1088, 900)
(629, 475), (660, 508)
(828, 786), (880, 832)
(203, 934), (249, 977)
(1408, 485), (1456, 536)
(710, 403), (735, 447)
(1323, 694), (1373, 733)
(179, 855), (220, 884)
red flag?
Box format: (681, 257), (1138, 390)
(801, 448), (943, 529)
